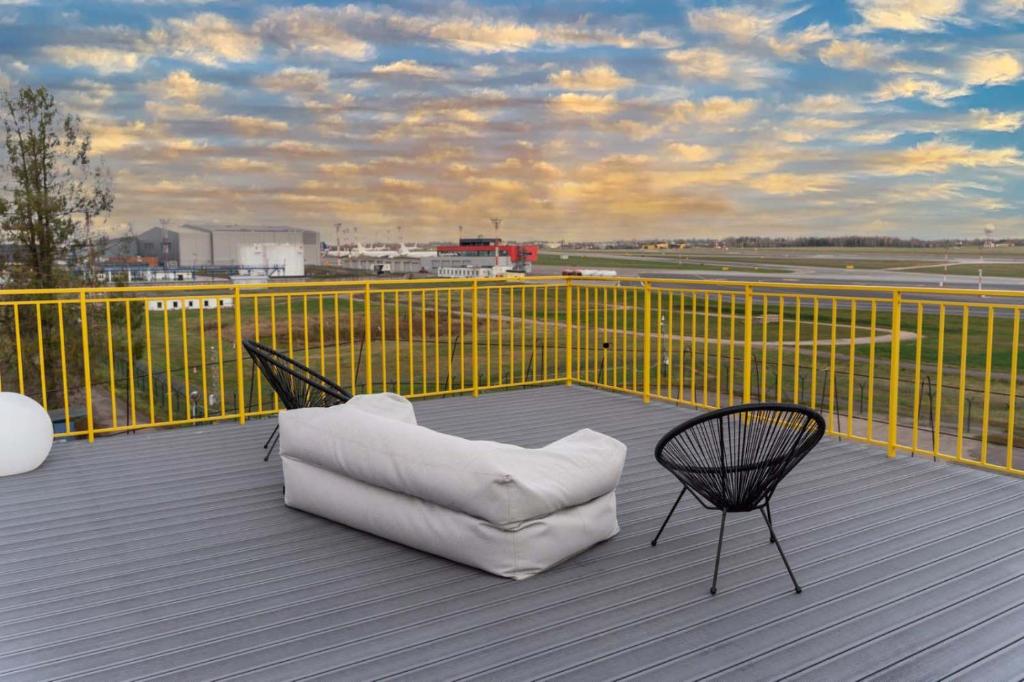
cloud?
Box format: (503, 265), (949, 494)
(256, 4), (671, 59)
(255, 67), (330, 94)
(548, 65), (633, 91)
(144, 99), (210, 120)
(371, 60), (447, 79)
(549, 92), (618, 115)
(65, 78), (116, 110)
(868, 139), (1021, 175)
(41, 46), (144, 74)
(788, 94), (865, 115)
(379, 176), (425, 191)
(666, 47), (782, 88)
(669, 96), (759, 124)
(687, 5), (832, 59)
(750, 173), (844, 195)
(847, 130), (901, 144)
(210, 157), (272, 172)
(873, 76), (968, 105)
(148, 12), (261, 66)
(967, 108), (1024, 132)
(962, 50), (1023, 86)
(221, 114), (288, 135)
(985, 0), (1024, 17)
(667, 143), (719, 162)
(818, 39), (898, 70)
(255, 6), (374, 60)
(851, 0), (964, 32)
(88, 120), (148, 153)
(144, 70), (222, 101)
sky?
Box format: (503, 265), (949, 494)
(0, 1), (1022, 243)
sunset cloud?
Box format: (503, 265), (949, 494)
(145, 70), (222, 101)
(148, 12), (260, 66)
(669, 97), (759, 124)
(818, 39), (899, 70)
(688, 5), (832, 59)
(667, 143), (719, 162)
(548, 65), (633, 91)
(255, 67), (330, 94)
(371, 60), (447, 79)
(7, 0), (1020, 240)
(221, 114), (288, 135)
(873, 76), (968, 104)
(667, 47), (781, 88)
(41, 46), (144, 74)
(851, 0), (964, 32)
(549, 92), (618, 116)
(961, 50), (1024, 86)
(869, 139), (1021, 175)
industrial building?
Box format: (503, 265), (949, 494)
(135, 224), (321, 275)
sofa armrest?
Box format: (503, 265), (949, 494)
(331, 392), (417, 425)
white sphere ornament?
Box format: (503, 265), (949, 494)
(0, 393), (54, 476)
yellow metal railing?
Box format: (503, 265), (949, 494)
(1, 275), (1022, 477)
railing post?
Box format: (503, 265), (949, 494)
(565, 277), (573, 385)
(233, 285), (245, 424)
(642, 280), (652, 404)
(79, 290), (95, 442)
(363, 282), (373, 394)
(887, 289), (903, 457)
(743, 284), (754, 404)
(471, 279), (480, 397)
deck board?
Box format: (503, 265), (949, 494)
(0, 385), (1021, 680)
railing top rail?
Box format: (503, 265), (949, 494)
(0, 273), (1022, 301)
(0, 275), (568, 297)
(567, 274), (1024, 300)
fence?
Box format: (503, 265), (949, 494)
(1, 275), (1021, 476)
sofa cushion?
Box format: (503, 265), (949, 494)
(338, 392), (417, 425)
(279, 401), (626, 527)
(281, 456), (619, 579)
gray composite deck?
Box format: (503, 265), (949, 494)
(2, 385), (1024, 681)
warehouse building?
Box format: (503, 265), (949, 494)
(136, 224), (321, 273)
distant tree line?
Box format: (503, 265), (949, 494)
(713, 236), (1012, 248)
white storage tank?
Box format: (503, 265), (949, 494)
(238, 243), (305, 277)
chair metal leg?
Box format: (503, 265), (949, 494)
(263, 432), (280, 462)
(651, 487), (687, 547)
(710, 511), (727, 595)
(263, 425), (279, 449)
(763, 503), (777, 543)
(760, 507), (801, 593)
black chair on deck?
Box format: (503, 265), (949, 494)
(650, 403), (825, 595)
(243, 339), (352, 460)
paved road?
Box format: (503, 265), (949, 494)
(533, 261), (1024, 296)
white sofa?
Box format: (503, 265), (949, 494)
(278, 393), (627, 579)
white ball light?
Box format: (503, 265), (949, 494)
(0, 393), (54, 476)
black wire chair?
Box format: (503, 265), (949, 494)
(650, 403), (825, 595)
(243, 339), (352, 460)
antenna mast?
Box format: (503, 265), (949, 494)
(490, 217), (502, 267)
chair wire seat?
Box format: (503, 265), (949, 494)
(651, 402), (825, 595)
(243, 339), (352, 460)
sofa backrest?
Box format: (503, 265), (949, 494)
(279, 397), (626, 527)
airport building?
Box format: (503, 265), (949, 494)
(135, 224), (321, 274)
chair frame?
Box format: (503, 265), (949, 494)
(650, 402), (825, 595)
(243, 339), (352, 460)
